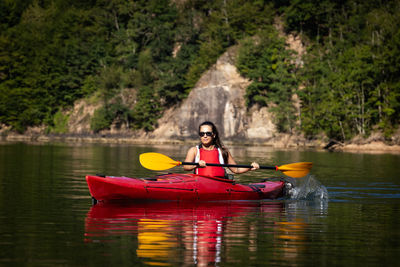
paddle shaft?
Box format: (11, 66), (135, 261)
(139, 152), (312, 177)
(181, 162), (276, 170)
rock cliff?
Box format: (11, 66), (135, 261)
(149, 46), (276, 141)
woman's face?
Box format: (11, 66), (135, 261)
(199, 125), (214, 146)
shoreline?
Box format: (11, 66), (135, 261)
(1, 133), (400, 154)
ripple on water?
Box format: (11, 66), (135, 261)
(327, 183), (400, 202)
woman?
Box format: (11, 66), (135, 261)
(183, 121), (259, 177)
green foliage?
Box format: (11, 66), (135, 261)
(237, 28), (299, 133)
(90, 100), (130, 133)
(130, 86), (161, 131)
(81, 75), (98, 97)
(48, 110), (69, 134)
(90, 107), (113, 133)
(1, 0), (399, 141)
(97, 65), (124, 102)
(0, 0), (33, 30)
(293, 0), (400, 140)
(0, 1), (107, 132)
(185, 0), (275, 89)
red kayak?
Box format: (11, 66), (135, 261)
(86, 173), (286, 202)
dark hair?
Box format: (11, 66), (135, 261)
(198, 121), (228, 162)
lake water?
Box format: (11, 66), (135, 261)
(0, 142), (399, 266)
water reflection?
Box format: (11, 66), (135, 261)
(84, 200), (328, 266)
(85, 202), (278, 265)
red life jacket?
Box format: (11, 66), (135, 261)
(195, 145), (225, 177)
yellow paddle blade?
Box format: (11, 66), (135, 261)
(139, 152), (181, 171)
(277, 162), (313, 178)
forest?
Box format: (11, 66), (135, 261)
(0, 0), (399, 141)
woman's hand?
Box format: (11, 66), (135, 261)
(250, 162), (259, 171)
(198, 160), (206, 168)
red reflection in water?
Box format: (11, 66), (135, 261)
(85, 201), (284, 266)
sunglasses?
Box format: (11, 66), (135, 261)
(199, 131), (213, 137)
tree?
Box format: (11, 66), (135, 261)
(237, 27), (299, 133)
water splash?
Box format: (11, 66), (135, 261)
(285, 175), (329, 201)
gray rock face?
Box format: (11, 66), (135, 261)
(151, 46), (276, 141)
(178, 85), (245, 138)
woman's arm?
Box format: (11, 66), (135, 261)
(183, 147), (203, 171)
(227, 151), (259, 174)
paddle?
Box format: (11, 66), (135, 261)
(139, 152), (312, 178)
